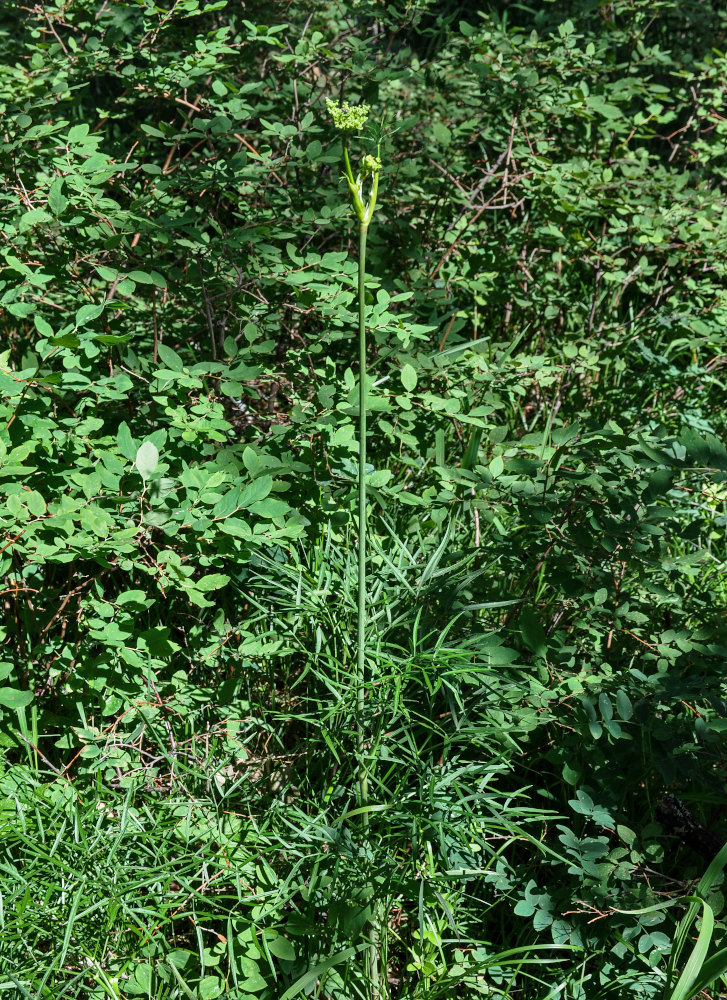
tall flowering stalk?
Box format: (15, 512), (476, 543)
(327, 98), (383, 998)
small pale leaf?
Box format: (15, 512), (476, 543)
(135, 441), (159, 481)
(400, 363), (417, 392)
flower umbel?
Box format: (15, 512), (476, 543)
(326, 99), (370, 134)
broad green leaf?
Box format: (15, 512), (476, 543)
(134, 964), (153, 991)
(25, 491), (46, 516)
(367, 469), (392, 488)
(34, 315), (53, 338)
(432, 121), (451, 145)
(218, 517), (251, 538)
(0, 687), (34, 709)
(196, 573), (231, 592)
(67, 123), (90, 143)
(117, 422), (137, 461)
(199, 977), (224, 999)
(186, 588), (214, 608)
(249, 498), (289, 517)
(239, 972), (266, 992)
(48, 178), (68, 215)
(157, 344), (184, 371)
(128, 270), (155, 284)
(117, 589), (150, 606)
(400, 363), (417, 392)
(616, 690), (633, 721)
(75, 303), (104, 326)
(19, 208), (52, 232)
(266, 935), (296, 961)
(520, 606), (547, 657)
(240, 475), (273, 507)
(50, 334), (79, 349)
(135, 441), (159, 481)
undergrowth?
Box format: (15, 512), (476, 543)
(3, 0), (727, 997)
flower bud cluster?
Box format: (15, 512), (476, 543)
(361, 155), (382, 177)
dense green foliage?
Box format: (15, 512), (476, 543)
(2, 0), (727, 996)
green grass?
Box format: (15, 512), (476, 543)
(0, 763), (259, 996)
(4, 514), (725, 999)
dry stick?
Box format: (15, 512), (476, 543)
(501, 114), (517, 206)
(428, 189), (525, 284)
(233, 132), (285, 185)
(16, 733), (63, 776)
(429, 118), (518, 281)
(197, 252), (218, 359)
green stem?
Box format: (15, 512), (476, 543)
(357, 219), (368, 829)
(356, 221), (382, 1000)
(343, 141), (355, 187)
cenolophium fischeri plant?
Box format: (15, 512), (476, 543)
(327, 98), (383, 999)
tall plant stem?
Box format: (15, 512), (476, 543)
(327, 108), (383, 1000)
(357, 220), (369, 826)
(356, 221), (382, 999)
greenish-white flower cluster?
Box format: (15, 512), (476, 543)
(326, 99), (370, 134)
(326, 99), (382, 229)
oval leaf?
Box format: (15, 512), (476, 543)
(0, 687), (35, 710)
(135, 441), (159, 481)
(400, 363), (417, 392)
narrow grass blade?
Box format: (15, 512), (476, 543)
(167, 959), (196, 1000)
(686, 945), (727, 999)
(57, 877), (85, 970)
(280, 945), (362, 1000)
(666, 840), (727, 997)
(667, 901), (714, 1000)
